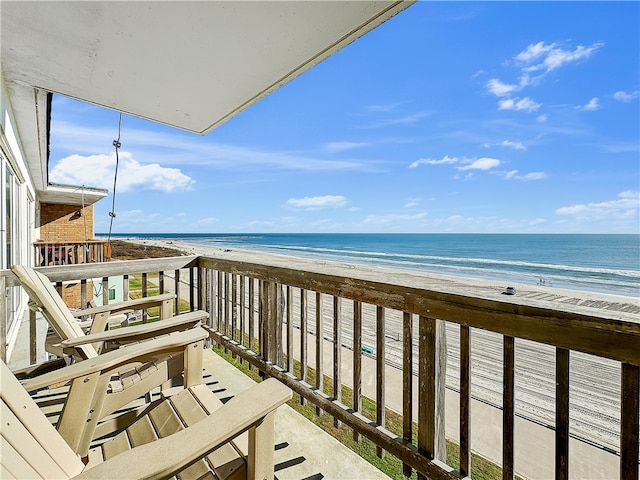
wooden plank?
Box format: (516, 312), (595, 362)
(29, 309), (37, 365)
(247, 412), (276, 480)
(460, 325), (471, 478)
(174, 269), (181, 314)
(189, 267), (196, 312)
(621, 363), (639, 480)
(402, 311), (413, 477)
(141, 272), (148, 323)
(287, 285), (293, 372)
(1, 400), (68, 479)
(56, 371), (101, 453)
(197, 256), (640, 365)
(503, 336), (515, 480)
(0, 436), (41, 479)
(300, 288), (308, 406)
(353, 300), (362, 442)
(232, 273), (238, 343)
(333, 295), (342, 428)
(183, 340), (204, 387)
(316, 291), (324, 417)
(376, 305), (386, 459)
(248, 277), (254, 370)
(100, 430), (131, 460)
(555, 348), (570, 480)
(127, 415), (158, 447)
(240, 275), (246, 363)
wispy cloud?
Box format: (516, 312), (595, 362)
(456, 158), (500, 171)
(409, 155), (458, 168)
(579, 97), (600, 111)
(503, 170), (548, 181)
(613, 90), (638, 103)
(484, 140), (527, 151)
(556, 190), (639, 219)
(285, 195), (347, 210)
(515, 41), (603, 75)
(486, 40), (602, 114)
(50, 152), (195, 193)
(52, 120), (374, 172)
(498, 97), (541, 112)
(323, 141), (370, 153)
(410, 155), (501, 172)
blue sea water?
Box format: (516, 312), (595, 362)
(107, 233), (640, 297)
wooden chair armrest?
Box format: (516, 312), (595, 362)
(73, 378), (292, 480)
(75, 293), (176, 317)
(61, 310), (209, 347)
(22, 328), (208, 392)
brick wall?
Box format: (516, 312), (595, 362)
(39, 203), (96, 308)
(39, 203), (94, 242)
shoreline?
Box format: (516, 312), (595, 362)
(128, 237), (640, 322)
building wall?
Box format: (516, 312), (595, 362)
(39, 203), (94, 242)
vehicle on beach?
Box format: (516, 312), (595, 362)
(502, 286), (516, 295)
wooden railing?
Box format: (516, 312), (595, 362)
(33, 240), (110, 266)
(2, 255), (639, 480)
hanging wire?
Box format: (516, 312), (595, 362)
(106, 113), (123, 258)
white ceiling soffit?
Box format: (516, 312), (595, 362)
(1, 1), (414, 135)
(40, 183), (108, 207)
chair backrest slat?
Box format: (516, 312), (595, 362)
(0, 361), (83, 479)
(12, 265), (98, 359)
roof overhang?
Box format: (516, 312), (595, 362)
(39, 183), (108, 207)
(1, 1), (415, 198)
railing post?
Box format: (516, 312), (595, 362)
(261, 280), (279, 366)
(418, 315), (447, 478)
(621, 363), (639, 480)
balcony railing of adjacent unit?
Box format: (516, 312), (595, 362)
(33, 240), (110, 266)
(2, 255), (639, 480)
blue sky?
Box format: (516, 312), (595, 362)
(49, 1), (639, 234)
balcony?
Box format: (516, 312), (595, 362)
(33, 241), (110, 266)
(2, 254), (639, 479)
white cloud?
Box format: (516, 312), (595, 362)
(580, 97), (600, 111)
(502, 170), (547, 181)
(324, 141), (369, 153)
(498, 97), (541, 112)
(536, 114), (548, 123)
(410, 155), (458, 168)
(457, 158), (500, 171)
(499, 140), (526, 150)
(516, 41), (603, 74)
(285, 195), (347, 210)
(49, 152), (195, 193)
(486, 78), (519, 97)
(556, 191), (639, 219)
(404, 198), (421, 208)
(613, 90), (638, 102)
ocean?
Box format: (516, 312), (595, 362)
(107, 233), (640, 298)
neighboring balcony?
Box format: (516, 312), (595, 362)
(33, 240), (110, 266)
(2, 255), (639, 480)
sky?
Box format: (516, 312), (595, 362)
(49, 1), (640, 235)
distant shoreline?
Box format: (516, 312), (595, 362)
(120, 237), (640, 322)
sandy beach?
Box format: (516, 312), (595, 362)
(129, 237), (639, 479)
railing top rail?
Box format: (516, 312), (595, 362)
(197, 254), (640, 366)
(33, 240), (108, 245)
